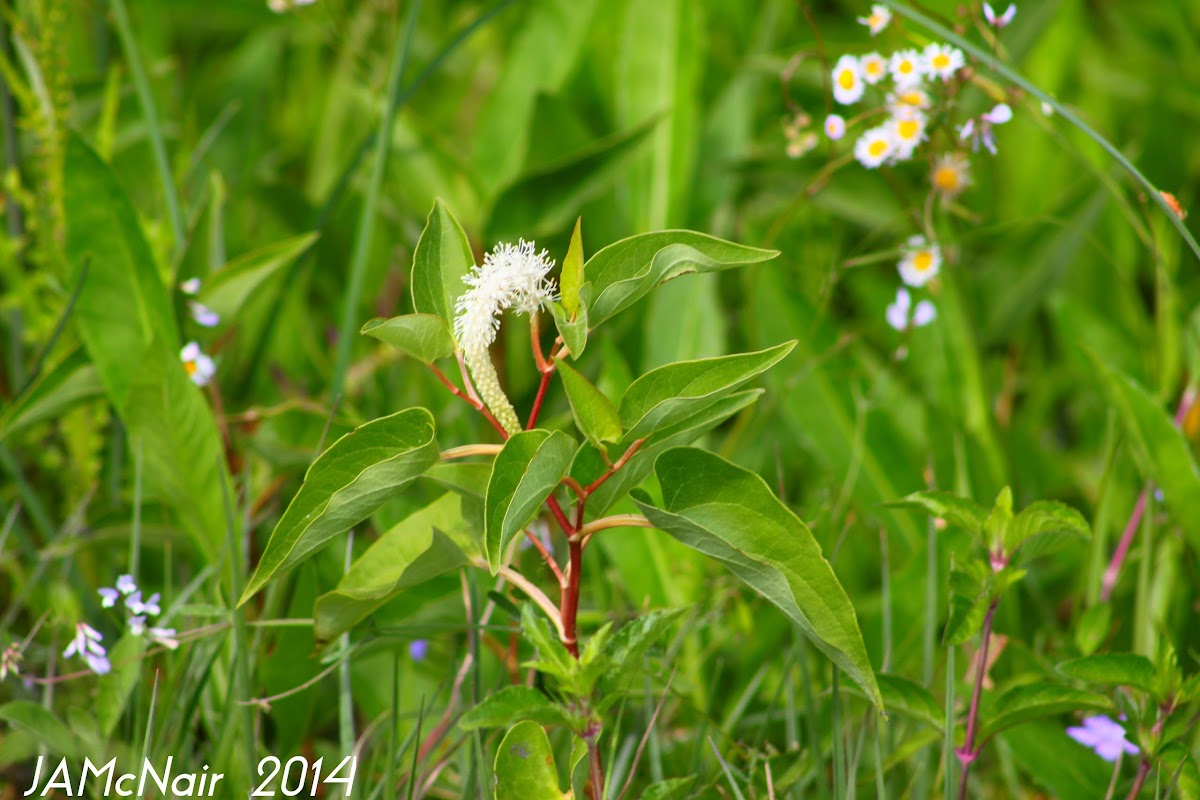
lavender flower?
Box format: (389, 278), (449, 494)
(188, 300), (220, 327)
(1067, 716), (1138, 762)
(983, 3), (1017, 28)
(116, 574), (137, 595)
(959, 104), (1013, 155)
(148, 627), (179, 650)
(409, 639), (429, 662)
(127, 591), (161, 616)
(63, 623), (111, 675)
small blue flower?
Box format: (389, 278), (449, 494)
(409, 639), (429, 662)
(1067, 716), (1138, 762)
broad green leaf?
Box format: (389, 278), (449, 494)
(1057, 654), (1157, 694)
(875, 674), (943, 731)
(888, 490), (988, 536)
(1000, 721), (1111, 800)
(484, 430), (575, 572)
(0, 349), (102, 443)
(96, 633), (147, 739)
(360, 314), (455, 365)
(520, 604), (576, 687)
(240, 408), (439, 604)
(980, 682), (1113, 741)
(585, 231), (779, 325)
(487, 116), (659, 242)
(124, 336), (233, 562)
(619, 342), (795, 440)
(312, 493), (476, 642)
(459, 686), (574, 731)
(198, 231), (317, 319)
(1005, 500), (1090, 558)
(411, 199), (474, 326)
(984, 486), (1014, 553)
(943, 564), (990, 646)
(633, 447), (881, 710)
(423, 462), (492, 499)
(0, 702), (78, 759)
(494, 721), (565, 800)
(561, 218), (584, 318)
(549, 296), (588, 359)
(64, 134), (177, 409)
(580, 389), (764, 517)
(1090, 353), (1200, 536)
(556, 360), (622, 448)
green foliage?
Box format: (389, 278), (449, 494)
(360, 314), (456, 365)
(411, 198), (475, 326)
(493, 721), (566, 800)
(483, 430), (576, 572)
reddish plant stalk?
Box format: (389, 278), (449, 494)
(956, 598), (999, 800)
(560, 539), (583, 657)
(1101, 388), (1194, 601)
(429, 364), (508, 438)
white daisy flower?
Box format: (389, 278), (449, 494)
(898, 236), (942, 287)
(923, 43), (965, 81)
(984, 3), (1017, 27)
(889, 50), (926, 89)
(931, 152), (972, 198)
(824, 114), (847, 140)
(857, 4), (892, 35)
(189, 301), (220, 328)
(854, 126), (897, 169)
(887, 88), (932, 115)
(860, 52), (889, 85)
(454, 240), (557, 435)
(180, 342), (216, 387)
(831, 55), (865, 105)
(889, 109), (928, 160)
(886, 287), (937, 331)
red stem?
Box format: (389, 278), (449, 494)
(429, 364), (508, 439)
(560, 539), (583, 657)
(1125, 760), (1151, 800)
(524, 529), (565, 587)
(957, 598), (999, 800)
(584, 439), (645, 495)
(527, 368), (554, 429)
(1101, 388), (1194, 601)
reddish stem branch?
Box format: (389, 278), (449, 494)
(560, 539), (583, 657)
(527, 369), (554, 429)
(429, 364), (508, 439)
(1125, 760), (1152, 800)
(524, 529), (565, 587)
(1101, 388), (1194, 601)
(584, 439), (645, 495)
(956, 599), (999, 800)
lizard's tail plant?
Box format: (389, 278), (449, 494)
(238, 200), (884, 799)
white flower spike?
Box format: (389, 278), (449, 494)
(857, 4), (891, 35)
(181, 341), (216, 387)
(898, 235), (942, 287)
(824, 114), (847, 141)
(831, 55), (865, 105)
(854, 126), (897, 169)
(984, 3), (1017, 28)
(454, 240), (558, 435)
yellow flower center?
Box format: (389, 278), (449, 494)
(933, 166), (960, 191)
(897, 119), (920, 140)
(184, 360), (198, 376)
(913, 252), (934, 272)
(868, 139), (889, 158)
(899, 61), (913, 75)
(866, 61), (884, 77)
(932, 54), (951, 70)
(838, 69), (856, 90)
(869, 13), (883, 25)
(902, 91), (924, 106)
